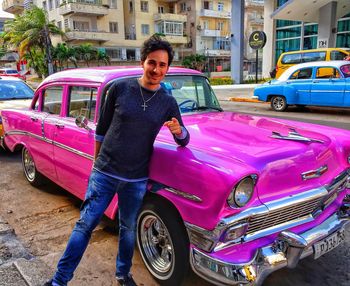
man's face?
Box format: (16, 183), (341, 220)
(141, 50), (169, 89)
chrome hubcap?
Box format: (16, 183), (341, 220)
(139, 214), (174, 275)
(273, 97), (284, 110)
(23, 149), (35, 181)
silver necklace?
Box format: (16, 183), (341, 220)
(139, 82), (159, 111)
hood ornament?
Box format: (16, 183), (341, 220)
(271, 128), (324, 144)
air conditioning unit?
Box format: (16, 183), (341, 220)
(187, 7), (191, 11)
(197, 25), (202, 31)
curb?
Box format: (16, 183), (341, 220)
(229, 97), (266, 103)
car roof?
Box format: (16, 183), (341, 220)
(38, 66), (202, 88)
(280, 48), (349, 56)
(279, 60), (350, 81)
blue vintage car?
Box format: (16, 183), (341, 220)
(254, 60), (350, 111)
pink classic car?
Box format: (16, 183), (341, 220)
(1, 67), (350, 286)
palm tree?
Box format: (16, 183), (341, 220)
(96, 50), (110, 66)
(76, 43), (96, 67)
(3, 6), (64, 75)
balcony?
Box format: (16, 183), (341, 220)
(164, 35), (187, 44)
(2, 0), (24, 14)
(246, 0), (264, 8)
(59, 1), (109, 16)
(201, 29), (221, 37)
(65, 30), (111, 42)
(199, 9), (231, 19)
(153, 13), (187, 22)
(206, 49), (231, 57)
(248, 15), (264, 26)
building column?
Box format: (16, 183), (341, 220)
(230, 0), (244, 84)
(262, 0), (276, 79)
(318, 1), (337, 48)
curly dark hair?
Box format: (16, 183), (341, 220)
(140, 34), (174, 66)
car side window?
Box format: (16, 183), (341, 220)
(290, 68), (313, 80)
(68, 86), (97, 121)
(316, 67), (340, 79)
(330, 51), (347, 60)
(281, 54), (301, 64)
(302, 52), (326, 62)
(42, 86), (63, 115)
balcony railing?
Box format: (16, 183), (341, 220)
(248, 15), (264, 25)
(246, 0), (264, 7)
(2, 0), (24, 14)
(153, 13), (187, 22)
(164, 35), (187, 44)
(205, 49), (231, 57)
(199, 9), (231, 19)
(201, 29), (221, 37)
(65, 30), (111, 42)
(59, 0), (109, 16)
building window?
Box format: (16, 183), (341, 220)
(42, 1), (47, 10)
(73, 21), (89, 31)
(55, 0), (59, 8)
(218, 2), (224, 11)
(158, 6), (164, 13)
(105, 48), (122, 59)
(57, 21), (62, 30)
(110, 0), (117, 8)
(109, 22), (118, 33)
(48, 0), (53, 10)
(141, 1), (148, 12)
(64, 19), (69, 30)
(157, 21), (183, 36)
(129, 1), (133, 13)
(203, 1), (212, 10)
(217, 22), (224, 31)
(141, 24), (150, 35)
(180, 2), (186, 12)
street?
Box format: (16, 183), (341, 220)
(0, 95), (350, 286)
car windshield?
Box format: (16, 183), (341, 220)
(340, 64), (350, 78)
(0, 81), (34, 100)
(162, 75), (222, 114)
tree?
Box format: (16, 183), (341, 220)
(3, 6), (64, 76)
(76, 43), (96, 67)
(96, 50), (110, 66)
(182, 54), (206, 71)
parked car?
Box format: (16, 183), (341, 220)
(0, 68), (26, 81)
(1, 67), (350, 286)
(272, 48), (349, 79)
(255, 60), (350, 112)
(0, 77), (34, 137)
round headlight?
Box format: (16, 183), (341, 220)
(227, 176), (255, 208)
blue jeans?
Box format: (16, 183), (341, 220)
(52, 170), (147, 286)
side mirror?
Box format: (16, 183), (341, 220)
(75, 115), (91, 131)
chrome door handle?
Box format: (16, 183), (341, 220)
(55, 123), (65, 129)
(30, 116), (38, 122)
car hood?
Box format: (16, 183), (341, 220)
(157, 112), (342, 203)
(0, 99), (32, 112)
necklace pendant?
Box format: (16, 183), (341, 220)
(141, 103), (148, 111)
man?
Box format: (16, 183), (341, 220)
(46, 35), (189, 286)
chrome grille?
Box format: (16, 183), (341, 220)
(246, 197), (324, 235)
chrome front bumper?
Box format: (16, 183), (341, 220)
(190, 203), (350, 286)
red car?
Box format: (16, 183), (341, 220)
(0, 68), (26, 81)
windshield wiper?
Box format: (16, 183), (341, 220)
(195, 106), (223, 112)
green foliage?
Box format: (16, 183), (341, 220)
(182, 54), (206, 71)
(243, 76), (271, 84)
(209, 77), (234, 85)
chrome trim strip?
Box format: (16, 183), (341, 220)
(271, 129), (324, 144)
(5, 130), (93, 160)
(164, 187), (202, 202)
(311, 90), (343, 93)
(301, 165), (328, 180)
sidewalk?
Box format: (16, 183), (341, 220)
(0, 216), (52, 286)
(212, 83), (263, 103)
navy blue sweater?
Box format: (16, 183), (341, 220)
(94, 78), (190, 179)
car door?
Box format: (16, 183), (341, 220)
(311, 67), (345, 106)
(287, 67), (313, 104)
(52, 84), (98, 198)
(26, 85), (64, 182)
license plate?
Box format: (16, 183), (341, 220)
(313, 229), (345, 259)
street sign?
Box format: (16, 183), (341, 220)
(249, 31), (267, 50)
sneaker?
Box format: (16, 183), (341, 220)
(116, 274), (137, 286)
